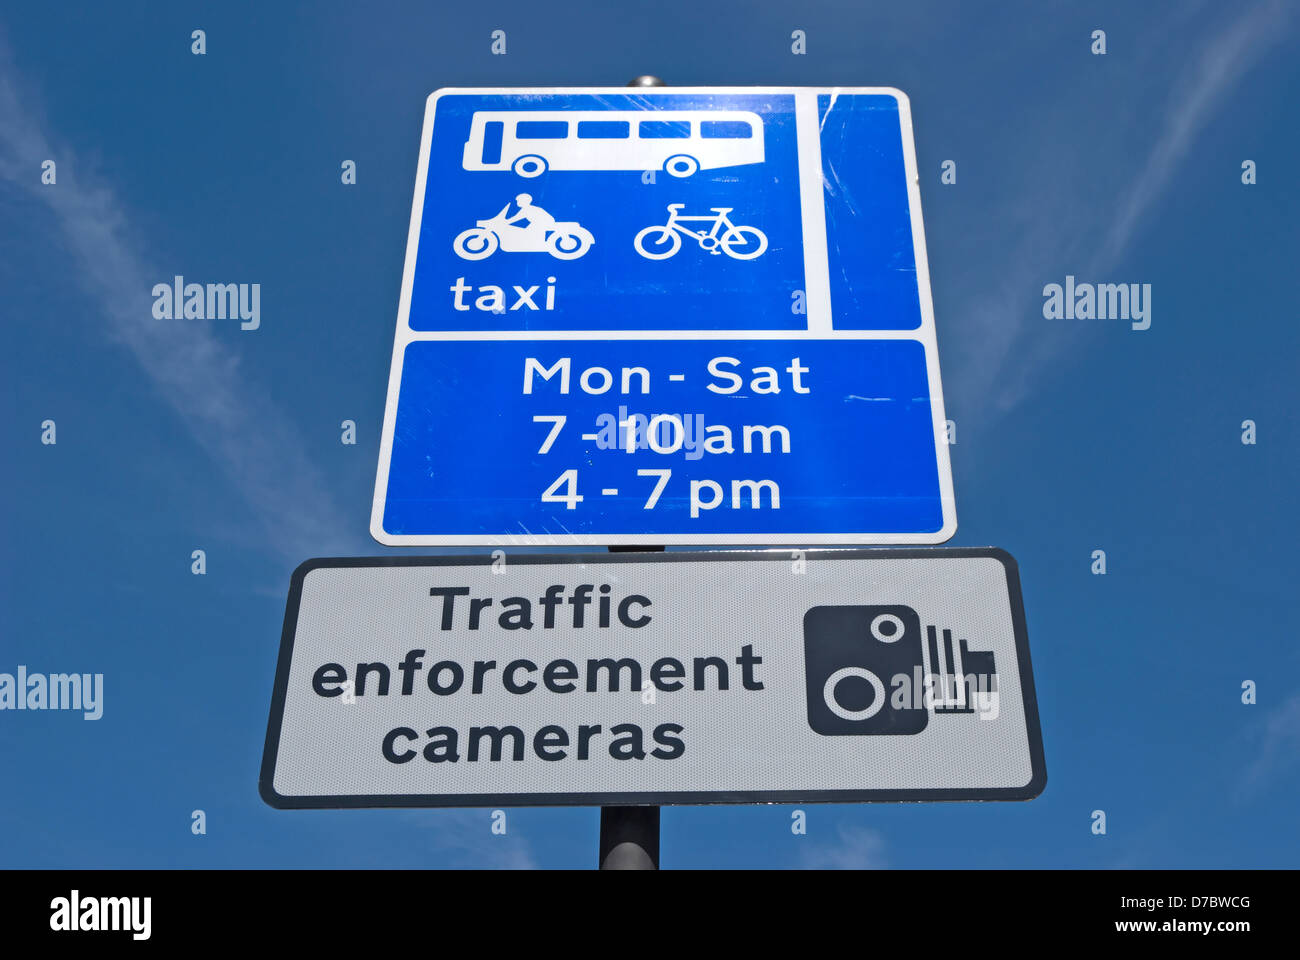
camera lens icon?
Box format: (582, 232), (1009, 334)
(871, 613), (905, 643)
(803, 604), (929, 736)
(820, 616), (907, 719)
(823, 667), (886, 721)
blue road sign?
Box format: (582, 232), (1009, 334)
(372, 87), (956, 546)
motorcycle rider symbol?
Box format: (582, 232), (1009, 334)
(453, 194), (595, 261)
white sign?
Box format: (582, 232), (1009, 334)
(260, 550), (1044, 807)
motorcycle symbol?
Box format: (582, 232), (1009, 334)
(453, 194), (595, 261)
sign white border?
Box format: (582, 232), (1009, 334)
(260, 549), (1045, 808)
(370, 87), (956, 546)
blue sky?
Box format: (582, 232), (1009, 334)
(2, 0), (1297, 868)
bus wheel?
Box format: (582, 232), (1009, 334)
(664, 154), (699, 178)
(513, 155), (547, 178)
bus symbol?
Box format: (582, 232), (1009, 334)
(462, 110), (765, 179)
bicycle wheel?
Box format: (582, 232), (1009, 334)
(720, 225), (768, 260)
(633, 226), (681, 260)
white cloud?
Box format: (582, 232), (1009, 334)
(0, 36), (349, 563)
(400, 810), (540, 869)
(946, 1), (1292, 418)
(798, 824), (888, 870)
(1237, 691), (1300, 798)
(1101, 0), (1289, 263)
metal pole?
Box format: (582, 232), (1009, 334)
(602, 544), (665, 869)
(599, 804), (660, 870)
(595, 72), (670, 873)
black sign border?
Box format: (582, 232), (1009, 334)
(260, 548), (1046, 808)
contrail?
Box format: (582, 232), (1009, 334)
(0, 34), (350, 564)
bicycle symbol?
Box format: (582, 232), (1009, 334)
(633, 204), (768, 261)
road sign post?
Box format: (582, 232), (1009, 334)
(260, 84), (1048, 868)
(600, 541), (665, 870)
(594, 75), (669, 874)
(599, 805), (660, 871)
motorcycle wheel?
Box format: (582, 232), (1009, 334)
(453, 228), (499, 260)
(546, 228), (593, 260)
